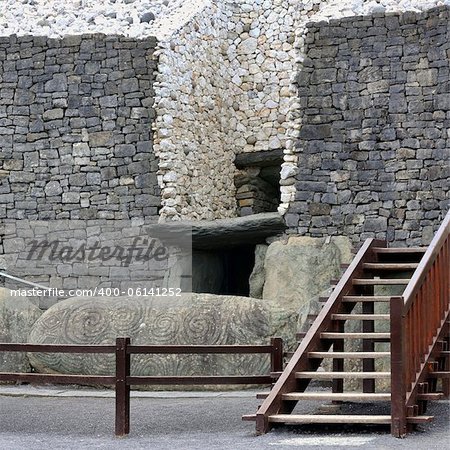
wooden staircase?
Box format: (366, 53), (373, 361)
(243, 213), (450, 437)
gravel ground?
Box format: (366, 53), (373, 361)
(0, 387), (448, 450)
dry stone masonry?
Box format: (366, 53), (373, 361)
(0, 35), (159, 220)
(0, 0), (449, 232)
(286, 6), (449, 245)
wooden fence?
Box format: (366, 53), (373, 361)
(0, 337), (283, 436)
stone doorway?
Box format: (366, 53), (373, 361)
(234, 150), (283, 217)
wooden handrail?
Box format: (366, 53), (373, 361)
(390, 211), (450, 437)
(403, 212), (450, 313)
(254, 238), (386, 434)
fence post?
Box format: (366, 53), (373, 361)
(270, 337), (283, 373)
(115, 337), (130, 437)
(390, 297), (407, 438)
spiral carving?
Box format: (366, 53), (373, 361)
(110, 298), (144, 336)
(27, 294), (295, 381)
(64, 306), (110, 343)
(182, 308), (223, 345)
(147, 311), (180, 343)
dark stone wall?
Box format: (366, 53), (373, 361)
(0, 34), (160, 220)
(287, 6), (449, 245)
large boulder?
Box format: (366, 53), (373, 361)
(0, 287), (43, 373)
(249, 244), (268, 299)
(28, 294), (297, 383)
(261, 236), (353, 311)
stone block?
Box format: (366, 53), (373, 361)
(28, 294), (297, 383)
(88, 132), (114, 147)
(262, 236), (353, 311)
(43, 109), (64, 121)
(115, 144), (136, 157)
(62, 192), (81, 204)
(44, 74), (67, 93)
(363, 216), (387, 232)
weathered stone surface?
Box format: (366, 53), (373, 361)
(28, 294), (297, 383)
(249, 244), (268, 299)
(262, 236), (353, 311)
(149, 212), (286, 250)
(0, 288), (43, 373)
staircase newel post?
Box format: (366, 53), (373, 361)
(390, 297), (407, 438)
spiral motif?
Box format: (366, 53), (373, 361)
(64, 306), (110, 343)
(85, 353), (115, 375)
(182, 308), (222, 344)
(110, 298), (144, 335)
(32, 311), (64, 339)
(147, 311), (180, 343)
(216, 354), (269, 376)
(135, 354), (177, 377)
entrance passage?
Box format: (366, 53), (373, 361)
(149, 212), (286, 297)
(193, 245), (255, 296)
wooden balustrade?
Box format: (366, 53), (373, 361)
(391, 212), (450, 437)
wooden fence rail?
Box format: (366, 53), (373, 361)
(390, 212), (450, 437)
(0, 337), (283, 437)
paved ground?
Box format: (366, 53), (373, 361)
(0, 386), (448, 449)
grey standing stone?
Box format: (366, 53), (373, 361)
(0, 288), (43, 373)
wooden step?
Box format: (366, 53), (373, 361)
(321, 332), (390, 340)
(268, 414), (392, 424)
(406, 416), (434, 424)
(342, 296), (392, 302)
(373, 247), (427, 254)
(270, 371), (283, 379)
(296, 332), (307, 340)
(438, 351), (450, 356)
(417, 392), (445, 400)
(282, 392), (391, 401)
(256, 392), (270, 400)
(296, 371), (390, 379)
(353, 279), (411, 286)
(332, 314), (390, 320)
(428, 372), (450, 378)
(242, 414), (257, 421)
(308, 352), (390, 359)
(363, 263), (419, 270)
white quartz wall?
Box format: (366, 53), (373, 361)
(153, 1), (239, 221)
